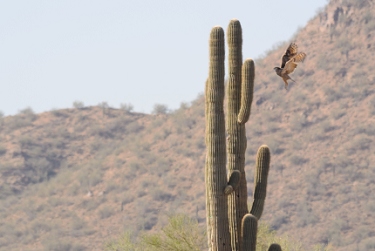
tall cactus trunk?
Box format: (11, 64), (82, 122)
(205, 26), (231, 251)
(226, 20), (252, 251)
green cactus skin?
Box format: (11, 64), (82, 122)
(224, 170), (241, 195)
(205, 26), (231, 251)
(226, 19), (252, 251)
(205, 20), (277, 251)
(241, 214), (257, 251)
(250, 145), (271, 219)
(268, 243), (282, 251)
(237, 59), (255, 124)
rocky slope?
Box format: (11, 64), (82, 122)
(0, 0), (374, 250)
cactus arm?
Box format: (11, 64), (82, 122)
(238, 59), (255, 124)
(250, 145), (271, 220)
(224, 170), (241, 195)
(268, 243), (282, 251)
(241, 214), (258, 251)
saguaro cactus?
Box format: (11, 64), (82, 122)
(205, 19), (278, 251)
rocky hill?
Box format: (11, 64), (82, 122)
(0, 0), (374, 250)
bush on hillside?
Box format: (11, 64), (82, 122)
(105, 214), (332, 251)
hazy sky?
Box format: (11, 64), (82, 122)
(0, 1), (328, 116)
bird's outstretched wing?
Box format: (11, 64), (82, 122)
(292, 52), (306, 63)
(282, 52), (306, 75)
(281, 42), (299, 68)
(282, 61), (297, 75)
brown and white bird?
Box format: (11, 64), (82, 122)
(274, 42), (306, 90)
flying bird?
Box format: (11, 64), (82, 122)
(274, 42), (306, 90)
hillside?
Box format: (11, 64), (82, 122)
(0, 0), (375, 250)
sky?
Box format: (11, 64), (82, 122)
(0, 1), (328, 116)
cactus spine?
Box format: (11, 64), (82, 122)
(205, 19), (278, 251)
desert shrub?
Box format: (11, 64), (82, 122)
(351, 134), (372, 151)
(99, 206), (114, 219)
(105, 232), (141, 251)
(51, 109), (68, 117)
(353, 0), (370, 8)
(89, 169), (103, 187)
(126, 121), (144, 133)
(137, 190), (147, 197)
(330, 108), (346, 119)
(319, 120), (335, 133)
(48, 197), (64, 207)
(152, 104), (169, 115)
(15, 143), (61, 184)
(138, 151), (157, 165)
(165, 178), (177, 189)
(105, 215), (306, 251)
(265, 121), (279, 133)
(98, 101), (109, 109)
(121, 194), (134, 206)
(322, 86), (342, 102)
(266, 138), (284, 155)
(92, 117), (132, 138)
(140, 215), (158, 231)
(257, 223), (307, 251)
(43, 238), (86, 251)
(365, 19), (375, 33)
(67, 183), (80, 196)
(150, 188), (173, 202)
(153, 130), (170, 141)
(174, 115), (196, 130)
(336, 37), (352, 57)
(262, 110), (280, 123)
(6, 112), (36, 130)
(270, 211), (289, 230)
(195, 137), (205, 150)
(151, 158), (170, 177)
(73, 101), (84, 109)
(31, 221), (52, 236)
(296, 204), (317, 228)
(105, 214), (206, 251)
(120, 102), (134, 113)
(179, 102), (190, 110)
(358, 238), (375, 251)
(292, 90), (308, 103)
(290, 155), (308, 166)
(363, 10), (372, 23)
(0, 145), (6, 156)
(290, 114), (307, 131)
(105, 181), (120, 193)
(191, 103), (204, 119)
(151, 119), (166, 132)
(175, 146), (195, 158)
(19, 107), (35, 116)
(79, 199), (101, 211)
(128, 161), (145, 174)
